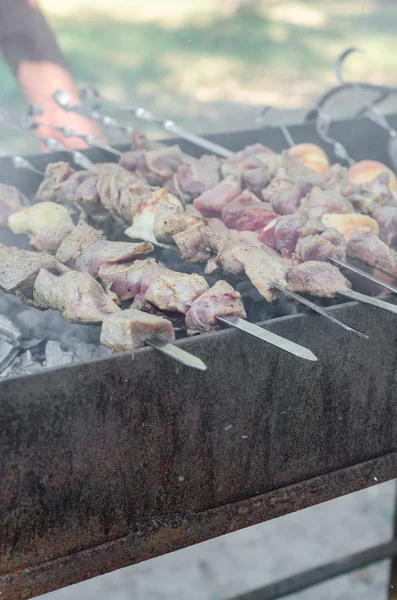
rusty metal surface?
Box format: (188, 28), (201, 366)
(1, 452), (396, 600)
(1, 296), (397, 599)
(1, 121), (397, 598)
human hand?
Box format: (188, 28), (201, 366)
(34, 101), (105, 152)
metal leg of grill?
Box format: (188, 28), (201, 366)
(223, 481), (397, 600)
(388, 482), (397, 600)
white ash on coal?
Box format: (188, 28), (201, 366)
(0, 290), (113, 379)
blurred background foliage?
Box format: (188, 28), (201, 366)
(0, 0), (396, 146)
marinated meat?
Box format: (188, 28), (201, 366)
(99, 259), (157, 301)
(259, 213), (304, 258)
(221, 190), (276, 231)
(176, 154), (221, 199)
(344, 173), (395, 214)
(33, 268), (120, 324)
(74, 239), (153, 277)
(0, 243), (67, 301)
(0, 184), (29, 227)
(153, 195), (202, 243)
(286, 261), (351, 298)
(140, 267), (209, 314)
(294, 219), (346, 263)
(101, 308), (175, 351)
(347, 228), (397, 278)
(30, 223), (75, 253)
(319, 163), (349, 190)
(193, 176), (241, 217)
(262, 178), (311, 214)
(57, 170), (91, 206)
(300, 187), (354, 221)
(372, 204), (397, 249)
(56, 221), (102, 266)
(36, 162), (75, 203)
(185, 280), (246, 334)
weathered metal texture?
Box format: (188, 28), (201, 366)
(1, 121), (397, 598)
(1, 297), (397, 599)
(1, 453), (396, 600)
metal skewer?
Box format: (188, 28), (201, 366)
(216, 315), (318, 361)
(329, 256), (397, 295)
(145, 336), (207, 370)
(53, 89), (234, 158)
(269, 280), (367, 339)
(337, 289), (397, 314)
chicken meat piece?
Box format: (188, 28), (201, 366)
(347, 228), (397, 278)
(101, 308), (175, 351)
(185, 280), (246, 334)
(33, 268), (120, 324)
(286, 261), (351, 298)
(193, 176), (241, 217)
(74, 240), (153, 277)
(221, 190), (276, 231)
(8, 202), (73, 238)
(36, 162), (75, 203)
(0, 243), (68, 301)
(55, 221), (102, 266)
(0, 184), (30, 227)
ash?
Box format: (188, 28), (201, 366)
(0, 291), (113, 379)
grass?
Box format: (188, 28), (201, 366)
(1, 0), (397, 150)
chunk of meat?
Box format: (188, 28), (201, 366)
(36, 162), (75, 203)
(57, 170), (92, 206)
(74, 240), (153, 277)
(286, 261), (351, 298)
(221, 190), (276, 231)
(193, 177), (241, 217)
(0, 184), (29, 227)
(347, 228), (397, 278)
(141, 267), (209, 314)
(294, 219), (346, 263)
(30, 223), (75, 253)
(261, 178), (311, 214)
(300, 187), (354, 220)
(343, 173), (395, 214)
(372, 204), (397, 249)
(176, 154), (221, 199)
(221, 144), (276, 179)
(185, 280), (246, 334)
(99, 259), (157, 301)
(144, 145), (183, 182)
(33, 269), (120, 324)
(8, 202), (73, 237)
(153, 196), (202, 243)
(173, 218), (231, 263)
(56, 222), (102, 266)
(259, 213), (304, 258)
(124, 188), (183, 245)
(101, 308), (175, 351)
(0, 243), (67, 301)
(319, 163), (349, 190)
